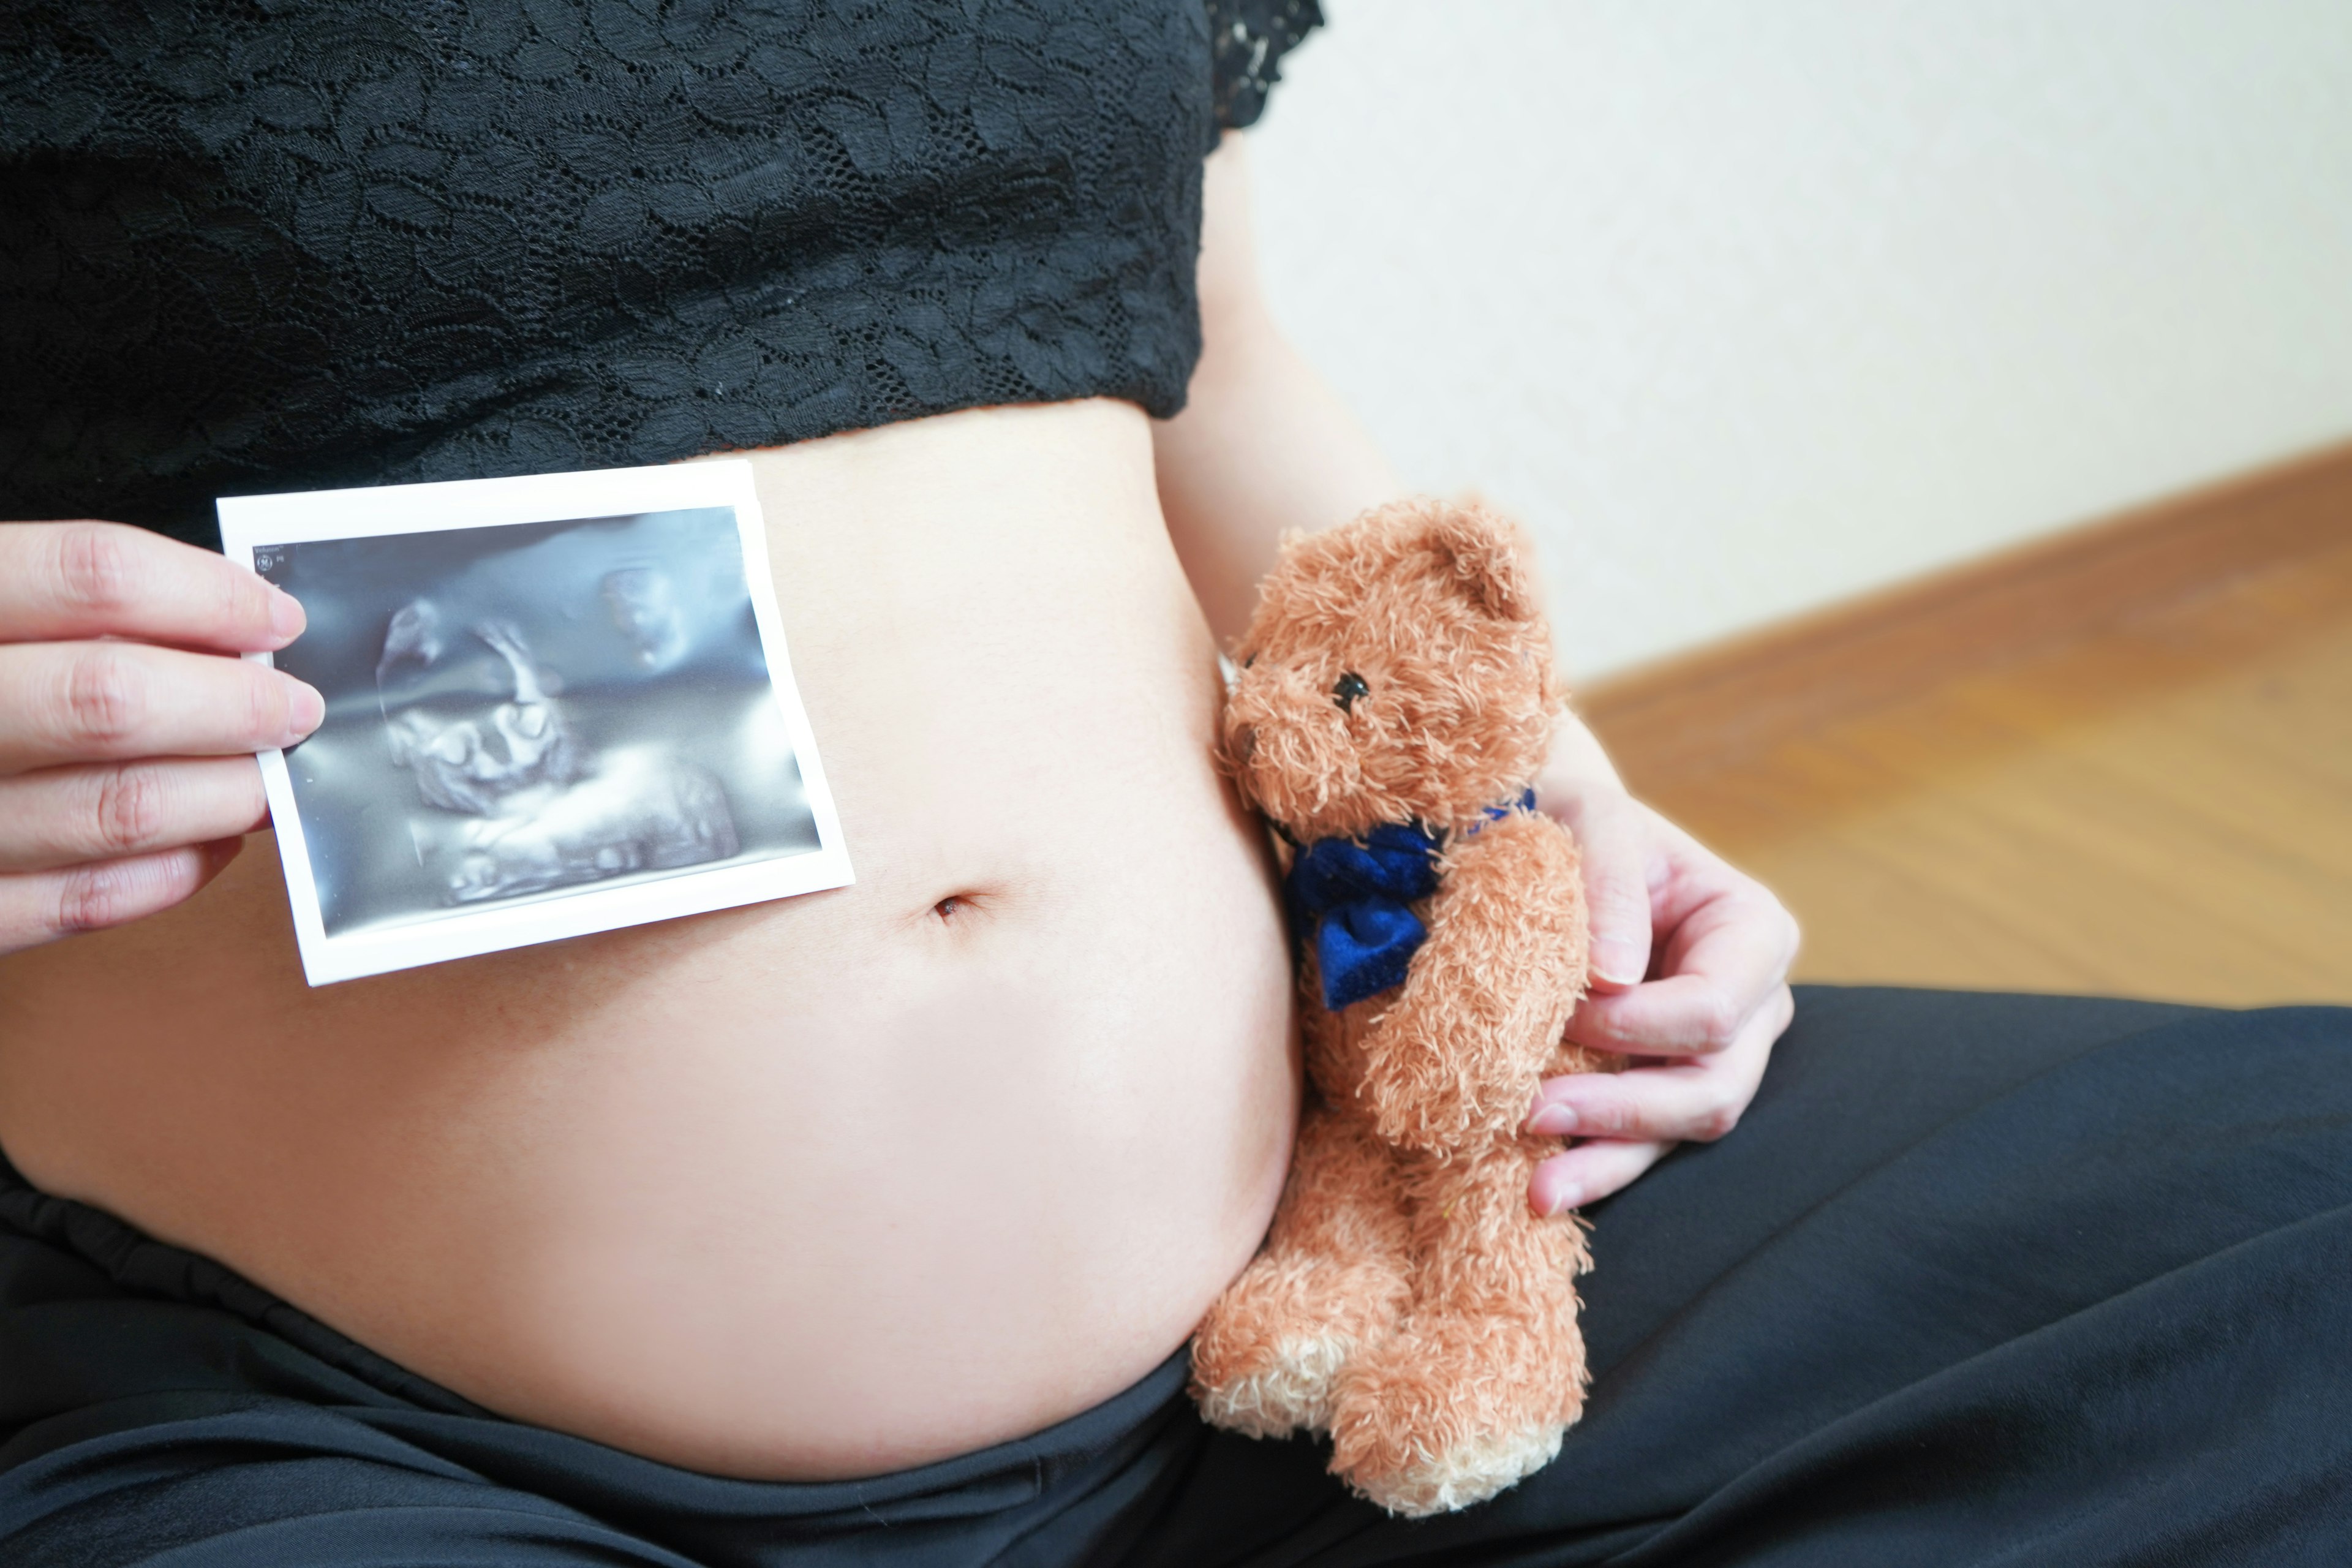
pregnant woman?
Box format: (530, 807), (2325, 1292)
(2, 4), (2346, 1562)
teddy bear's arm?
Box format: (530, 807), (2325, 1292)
(1357, 812), (1591, 1153)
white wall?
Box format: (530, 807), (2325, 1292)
(1246, 0), (2352, 677)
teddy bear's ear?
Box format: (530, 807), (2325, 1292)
(1425, 507), (1539, 623)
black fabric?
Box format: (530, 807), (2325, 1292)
(0, 0), (1323, 549)
(5, 986), (2350, 1564)
(1206, 0), (1320, 130)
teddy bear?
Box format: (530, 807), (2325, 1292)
(1191, 496), (1620, 1517)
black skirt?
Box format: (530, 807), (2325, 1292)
(4, 986), (2348, 1565)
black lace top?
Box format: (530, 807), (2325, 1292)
(0, 0), (1321, 548)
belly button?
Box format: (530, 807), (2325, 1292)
(915, 882), (1011, 931)
(930, 889), (995, 924)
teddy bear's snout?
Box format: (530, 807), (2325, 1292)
(1219, 666), (1379, 835)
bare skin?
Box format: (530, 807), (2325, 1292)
(0, 135), (1795, 1480)
(0, 398), (1299, 1479)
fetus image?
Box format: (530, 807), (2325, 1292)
(385, 619), (578, 815)
(255, 507), (816, 942)
(381, 605), (740, 905)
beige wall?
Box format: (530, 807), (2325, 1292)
(1246, 0), (2352, 677)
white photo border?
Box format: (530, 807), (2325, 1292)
(217, 460), (853, 986)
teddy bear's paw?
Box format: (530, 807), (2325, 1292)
(1191, 1234), (1412, 1439)
(1335, 1419), (1566, 1517)
(1191, 1330), (1359, 1438)
(1327, 1314), (1586, 1515)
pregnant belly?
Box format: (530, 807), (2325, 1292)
(0, 401), (1300, 1479)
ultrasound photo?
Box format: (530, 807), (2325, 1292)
(220, 464), (850, 983)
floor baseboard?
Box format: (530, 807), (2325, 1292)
(1577, 436), (2352, 796)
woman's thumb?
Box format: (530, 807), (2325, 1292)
(1574, 792), (1653, 990)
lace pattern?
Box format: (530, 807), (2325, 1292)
(0, 1), (1321, 545)
(1205, 0), (1323, 129)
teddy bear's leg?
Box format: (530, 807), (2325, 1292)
(1191, 1100), (1414, 1439)
(1325, 1138), (1593, 1516)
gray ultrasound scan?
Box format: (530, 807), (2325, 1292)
(254, 508), (819, 938)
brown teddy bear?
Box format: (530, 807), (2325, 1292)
(1191, 497), (1619, 1516)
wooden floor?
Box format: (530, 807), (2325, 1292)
(1584, 505), (2352, 1008)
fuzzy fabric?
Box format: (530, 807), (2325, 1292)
(1194, 498), (1621, 1515)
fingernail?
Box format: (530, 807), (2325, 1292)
(282, 680), (325, 740)
(1528, 1102), (1579, 1136)
(1591, 937), (1645, 987)
(268, 587), (306, 642)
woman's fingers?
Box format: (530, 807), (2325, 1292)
(1529, 733), (1801, 1214)
(1534, 987), (1789, 1138)
(1529, 1137), (1672, 1216)
(0, 525), (298, 950)
(0, 640), (323, 775)
(0, 758), (270, 873)
(0, 521), (304, 651)
(1527, 988), (1791, 1214)
(0, 521), (306, 650)
(1571, 954), (1783, 1058)
(1537, 718), (1653, 989)
(1567, 909), (1794, 1057)
(1564, 786), (1654, 990)
(0, 837), (244, 958)
(1567, 843), (1798, 1058)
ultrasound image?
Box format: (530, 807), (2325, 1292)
(254, 508), (819, 937)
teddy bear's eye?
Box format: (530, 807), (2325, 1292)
(1332, 671), (1370, 712)
(1241, 654), (1256, 669)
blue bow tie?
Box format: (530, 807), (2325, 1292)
(1283, 791), (1536, 1011)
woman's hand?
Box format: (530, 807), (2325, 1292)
(1526, 715), (1800, 1215)
(0, 521), (322, 956)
